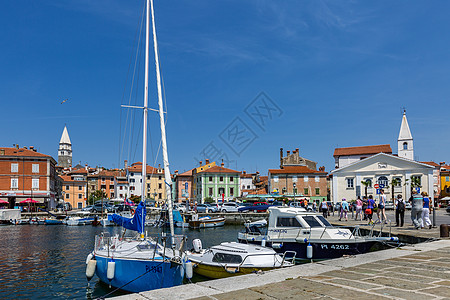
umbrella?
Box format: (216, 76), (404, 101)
(19, 198), (39, 204)
(0, 199), (8, 205)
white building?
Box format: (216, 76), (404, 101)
(330, 112), (435, 203)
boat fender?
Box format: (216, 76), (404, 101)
(306, 243), (313, 259)
(303, 238), (308, 243)
(261, 238), (266, 247)
(86, 253), (94, 265)
(272, 243), (282, 249)
(86, 259), (97, 281)
(107, 260), (115, 281)
(193, 239), (202, 253)
(185, 262), (193, 279)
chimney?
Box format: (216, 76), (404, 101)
(205, 159), (210, 164)
(295, 148), (299, 153)
(16, 144), (19, 149)
(199, 161), (203, 166)
(124, 160), (128, 170)
(175, 170), (178, 175)
(221, 162), (224, 167)
(287, 150), (290, 155)
(0, 149), (4, 156)
(280, 148), (283, 169)
(243, 171), (246, 175)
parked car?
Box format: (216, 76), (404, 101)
(253, 202), (269, 212)
(81, 205), (93, 212)
(306, 203), (316, 212)
(334, 202), (341, 211)
(173, 203), (187, 213)
(405, 202), (412, 210)
(196, 203), (218, 213)
(92, 203), (113, 213)
(270, 201), (284, 207)
(289, 202), (304, 208)
(384, 201), (394, 210)
(446, 205), (450, 213)
(114, 204), (133, 213)
(220, 202), (240, 213)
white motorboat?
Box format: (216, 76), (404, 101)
(188, 214), (225, 229)
(187, 239), (294, 279)
(238, 206), (398, 261)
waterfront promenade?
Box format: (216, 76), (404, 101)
(113, 239), (450, 300)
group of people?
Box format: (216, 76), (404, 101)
(331, 189), (432, 229)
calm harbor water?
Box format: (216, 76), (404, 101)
(0, 224), (244, 299)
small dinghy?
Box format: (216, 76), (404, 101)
(188, 215), (225, 229)
(187, 239), (294, 279)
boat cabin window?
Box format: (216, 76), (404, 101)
(212, 252), (242, 264)
(317, 216), (332, 227)
(302, 216), (323, 228)
(276, 217), (301, 228)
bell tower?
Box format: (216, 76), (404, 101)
(58, 125), (72, 167)
(398, 111), (414, 160)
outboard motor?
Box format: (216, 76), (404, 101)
(192, 239), (202, 253)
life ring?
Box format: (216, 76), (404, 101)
(131, 208), (135, 215)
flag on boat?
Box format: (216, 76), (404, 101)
(111, 201), (146, 233)
(124, 198), (134, 206)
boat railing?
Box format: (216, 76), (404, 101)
(280, 250), (297, 265)
(236, 251), (296, 269)
(94, 232), (186, 261)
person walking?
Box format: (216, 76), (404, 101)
(320, 199), (328, 218)
(421, 192), (432, 229)
(339, 198), (349, 221)
(379, 189), (388, 224)
(355, 196), (363, 221)
(410, 190), (423, 229)
(395, 194), (405, 227)
(366, 195), (375, 225)
(362, 196), (368, 220)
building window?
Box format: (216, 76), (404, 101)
(11, 178), (18, 189)
(292, 176), (298, 183)
(377, 176), (389, 188)
(446, 176), (449, 182)
(403, 142), (408, 150)
(304, 188), (309, 195)
(111, 193), (114, 198)
(158, 175), (162, 180)
(273, 176), (279, 183)
(208, 188), (213, 196)
(158, 193), (162, 199)
(66, 185), (70, 190)
(109, 185), (114, 189)
(101, 177), (105, 182)
(220, 176), (224, 182)
(158, 183), (162, 189)
(293, 188), (298, 194)
(230, 176), (234, 182)
(78, 194), (82, 199)
(120, 186), (123, 190)
(78, 202), (82, 209)
(315, 188), (320, 195)
(315, 176), (320, 182)
(78, 186), (82, 191)
(65, 193), (69, 199)
(209, 176), (213, 182)
(32, 178), (39, 189)
(11, 163), (18, 173)
(32, 164), (39, 173)
(304, 176), (309, 182)
(247, 185), (250, 189)
(363, 179), (372, 187)
(230, 187), (234, 196)
(347, 178), (354, 189)
(101, 185), (106, 189)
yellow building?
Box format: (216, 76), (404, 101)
(146, 166), (166, 203)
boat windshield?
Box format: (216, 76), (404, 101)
(317, 216), (332, 227)
(302, 216), (323, 228)
(276, 217), (302, 228)
(212, 252), (242, 264)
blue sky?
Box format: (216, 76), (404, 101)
(1, 1), (449, 174)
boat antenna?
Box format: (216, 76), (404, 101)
(150, 0), (175, 247)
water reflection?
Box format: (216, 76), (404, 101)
(0, 224), (243, 299)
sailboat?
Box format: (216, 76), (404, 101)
(85, 0), (186, 293)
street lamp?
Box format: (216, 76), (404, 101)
(293, 183), (296, 201)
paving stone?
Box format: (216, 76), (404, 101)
(344, 267), (381, 275)
(401, 255), (431, 260)
(433, 280), (450, 286)
(419, 286), (450, 297)
(371, 287), (438, 300)
(324, 278), (381, 290)
(368, 276), (423, 291)
(321, 270), (368, 281)
(213, 289), (274, 300)
(382, 271), (437, 283)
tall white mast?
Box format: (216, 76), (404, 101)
(141, 0), (150, 205)
(150, 0), (175, 245)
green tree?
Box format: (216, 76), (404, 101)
(87, 190), (107, 205)
(204, 197), (214, 204)
(390, 178), (401, 201)
(361, 180), (371, 198)
(129, 195), (141, 204)
(410, 176), (422, 193)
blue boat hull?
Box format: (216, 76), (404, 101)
(95, 255), (184, 293)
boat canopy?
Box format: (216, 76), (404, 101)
(111, 201), (146, 233)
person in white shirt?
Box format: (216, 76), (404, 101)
(379, 189), (388, 224)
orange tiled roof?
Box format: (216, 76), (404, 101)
(421, 161), (439, 167)
(128, 164), (162, 174)
(69, 168), (88, 174)
(269, 166), (326, 175)
(333, 144), (392, 157)
(0, 147), (52, 158)
(200, 165), (240, 174)
(240, 172), (253, 178)
(179, 169), (194, 176)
